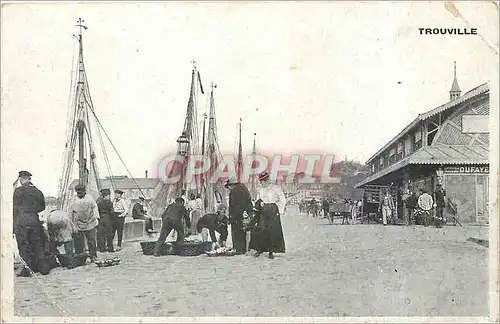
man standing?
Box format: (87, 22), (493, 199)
(112, 189), (128, 250)
(434, 184), (447, 224)
(70, 184), (99, 262)
(96, 189), (115, 252)
(13, 170), (49, 276)
(379, 188), (395, 226)
(405, 188), (418, 225)
(154, 198), (191, 257)
(132, 197), (155, 234)
(417, 188), (434, 227)
(225, 178), (253, 254)
(322, 199), (330, 219)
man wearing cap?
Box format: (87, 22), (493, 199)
(154, 197), (191, 256)
(96, 189), (115, 252)
(225, 178), (253, 254)
(132, 197), (155, 234)
(70, 183), (99, 261)
(112, 189), (129, 250)
(13, 170), (49, 276)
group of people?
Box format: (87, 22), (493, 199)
(154, 171), (287, 259)
(379, 184), (449, 227)
(13, 170), (155, 277)
(403, 184), (448, 227)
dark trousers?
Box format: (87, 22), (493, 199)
(231, 221), (246, 253)
(15, 221), (46, 272)
(97, 214), (114, 252)
(406, 208), (414, 225)
(218, 226), (228, 243)
(74, 227), (97, 258)
(436, 206), (444, 219)
(112, 213), (126, 247)
(154, 218), (183, 255)
(132, 214), (153, 231)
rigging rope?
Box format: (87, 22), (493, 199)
(82, 70), (115, 191)
(86, 102), (151, 207)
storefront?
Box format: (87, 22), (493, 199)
(355, 81), (490, 225)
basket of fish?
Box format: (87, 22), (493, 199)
(140, 241), (174, 256)
(95, 257), (121, 268)
(174, 241), (212, 256)
(206, 247), (238, 257)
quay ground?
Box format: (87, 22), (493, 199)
(14, 205), (488, 317)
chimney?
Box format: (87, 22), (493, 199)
(145, 170), (148, 178)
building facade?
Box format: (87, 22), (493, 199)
(355, 68), (489, 224)
(69, 175), (160, 206)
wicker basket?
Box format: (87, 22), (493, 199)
(140, 241), (174, 256)
(57, 253), (88, 268)
(174, 241), (212, 256)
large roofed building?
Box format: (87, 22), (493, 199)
(355, 63), (490, 224)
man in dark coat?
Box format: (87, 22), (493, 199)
(96, 189), (115, 252)
(225, 179), (253, 254)
(13, 171), (49, 276)
(154, 198), (191, 256)
(405, 188), (418, 225)
(196, 204), (229, 246)
(322, 199), (330, 218)
(433, 184), (447, 223)
(132, 197), (154, 234)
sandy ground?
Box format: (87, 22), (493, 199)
(14, 205), (489, 317)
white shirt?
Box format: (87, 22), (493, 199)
(418, 193), (433, 211)
(195, 198), (203, 210)
(187, 199), (199, 211)
(257, 184), (286, 214)
(113, 198), (129, 217)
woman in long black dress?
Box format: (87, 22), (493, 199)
(248, 171), (286, 259)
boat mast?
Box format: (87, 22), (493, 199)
(251, 132), (257, 198)
(237, 118), (243, 182)
(75, 18), (89, 186)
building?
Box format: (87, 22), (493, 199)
(69, 175), (160, 205)
(355, 64), (489, 224)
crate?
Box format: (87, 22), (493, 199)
(174, 241), (212, 256)
(140, 241), (174, 256)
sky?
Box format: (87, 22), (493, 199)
(1, 1), (498, 197)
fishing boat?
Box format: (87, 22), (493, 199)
(57, 18), (147, 211)
(151, 62), (226, 219)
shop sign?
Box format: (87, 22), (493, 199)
(444, 165), (489, 174)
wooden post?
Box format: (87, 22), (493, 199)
(422, 121), (429, 146)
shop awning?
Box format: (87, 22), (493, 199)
(355, 144), (489, 188)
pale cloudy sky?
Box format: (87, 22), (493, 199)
(1, 1), (498, 197)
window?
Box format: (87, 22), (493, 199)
(389, 148), (396, 164)
(414, 129), (422, 150)
(371, 163), (375, 173)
